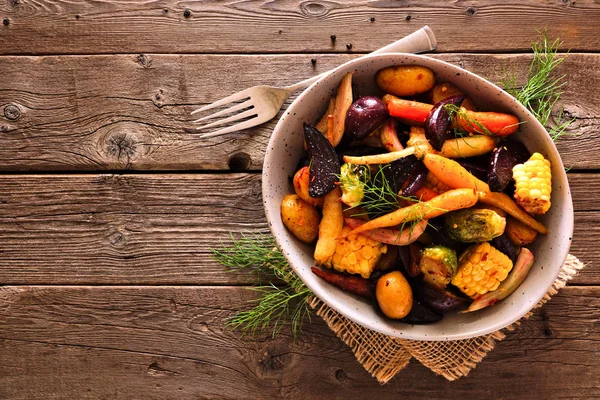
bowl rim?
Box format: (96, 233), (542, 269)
(262, 52), (574, 340)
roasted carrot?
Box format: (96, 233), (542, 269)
(314, 187), (344, 264)
(384, 94), (519, 136)
(344, 218), (427, 246)
(383, 94), (432, 124)
(311, 267), (372, 298)
(478, 191), (548, 234)
(380, 118), (404, 152)
(331, 72), (353, 147)
(293, 166), (323, 207)
(408, 127), (497, 159)
(343, 147), (415, 165)
(344, 188), (478, 237)
(440, 136), (497, 158)
(457, 110), (520, 136)
(423, 153), (491, 193)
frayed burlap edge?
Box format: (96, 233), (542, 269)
(308, 254), (585, 384)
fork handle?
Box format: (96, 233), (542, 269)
(284, 26), (437, 93)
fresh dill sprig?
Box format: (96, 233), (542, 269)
(499, 32), (574, 141)
(212, 233), (312, 337)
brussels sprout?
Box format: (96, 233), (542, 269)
(419, 245), (458, 291)
(339, 163), (368, 207)
(444, 209), (506, 243)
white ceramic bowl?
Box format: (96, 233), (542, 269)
(263, 53), (573, 340)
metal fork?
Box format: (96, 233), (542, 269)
(191, 26), (437, 139)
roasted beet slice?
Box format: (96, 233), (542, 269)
(488, 140), (530, 192)
(381, 154), (418, 194)
(304, 123), (341, 197)
(402, 161), (428, 196)
(424, 95), (466, 151)
(414, 284), (469, 312)
(457, 159), (489, 182)
(491, 233), (518, 264)
(399, 298), (443, 324)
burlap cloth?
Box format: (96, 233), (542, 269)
(307, 254), (585, 383)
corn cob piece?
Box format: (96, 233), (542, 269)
(322, 226), (387, 279)
(451, 242), (513, 298)
(512, 152), (552, 215)
(423, 172), (452, 194)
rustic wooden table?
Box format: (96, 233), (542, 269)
(1, 2), (599, 399)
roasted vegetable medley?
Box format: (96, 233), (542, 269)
(280, 65), (550, 323)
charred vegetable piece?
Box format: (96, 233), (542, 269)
(311, 267), (373, 298)
(425, 95), (466, 151)
(399, 298), (442, 324)
(505, 217), (538, 246)
(345, 96), (388, 140)
(402, 161), (428, 196)
(339, 163), (368, 207)
(376, 245), (401, 271)
(491, 233), (517, 264)
(381, 154), (418, 195)
(488, 140), (530, 192)
(304, 123), (341, 197)
(464, 248), (535, 313)
(406, 243), (423, 277)
(457, 159), (489, 182)
(415, 284), (470, 312)
(419, 245), (458, 291)
(444, 208), (506, 243)
(512, 152), (552, 215)
(452, 242), (513, 298)
(375, 271), (413, 319)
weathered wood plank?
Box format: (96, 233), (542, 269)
(1, 1), (599, 55)
(0, 286), (598, 400)
(0, 173), (596, 285)
(0, 53), (597, 171)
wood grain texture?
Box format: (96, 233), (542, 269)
(1, 1), (600, 55)
(0, 173), (596, 285)
(0, 286), (598, 400)
(0, 53), (598, 171)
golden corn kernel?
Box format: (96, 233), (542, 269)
(513, 153), (552, 215)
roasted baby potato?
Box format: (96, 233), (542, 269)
(376, 66), (435, 97)
(376, 271), (413, 319)
(281, 194), (321, 243)
(431, 82), (476, 111)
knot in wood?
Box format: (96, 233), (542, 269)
(106, 133), (137, 161)
(300, 1), (329, 17)
(108, 230), (126, 247)
(135, 54), (152, 68)
(227, 152), (252, 171)
(4, 105), (20, 120)
(335, 369), (348, 382)
(2, 18), (9, 26)
(465, 6), (477, 15)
